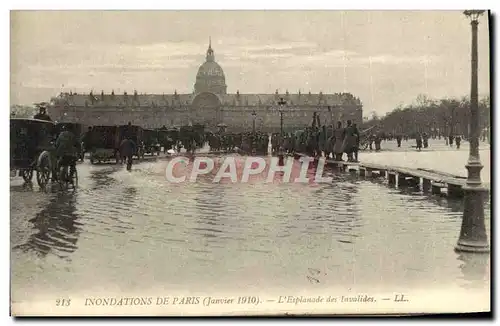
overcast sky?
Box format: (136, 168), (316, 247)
(10, 10), (490, 115)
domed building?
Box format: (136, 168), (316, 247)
(48, 38), (363, 132)
(193, 38), (227, 95)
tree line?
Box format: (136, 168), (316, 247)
(363, 94), (490, 139)
(10, 104), (36, 118)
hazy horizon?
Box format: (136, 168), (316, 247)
(10, 10), (490, 115)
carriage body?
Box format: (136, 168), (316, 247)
(88, 125), (121, 164)
(10, 118), (57, 187)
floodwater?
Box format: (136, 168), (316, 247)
(10, 151), (491, 307)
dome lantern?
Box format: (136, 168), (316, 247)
(206, 36), (215, 62)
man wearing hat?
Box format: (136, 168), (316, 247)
(33, 106), (52, 121)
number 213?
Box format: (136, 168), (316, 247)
(56, 299), (71, 307)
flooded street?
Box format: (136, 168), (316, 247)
(10, 151), (490, 304)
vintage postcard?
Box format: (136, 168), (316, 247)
(10, 10), (491, 316)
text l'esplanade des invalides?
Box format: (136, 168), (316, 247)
(48, 39), (363, 132)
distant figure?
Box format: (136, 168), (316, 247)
(332, 121), (345, 161)
(352, 123), (360, 162)
(33, 106), (52, 121)
(342, 120), (359, 162)
(318, 125), (327, 158)
(455, 135), (461, 149)
(176, 140), (182, 153)
(374, 134), (381, 151)
(368, 134), (375, 150)
(119, 137), (137, 171)
(416, 134), (423, 151)
(448, 134), (454, 147)
(396, 134), (402, 148)
(422, 132), (429, 148)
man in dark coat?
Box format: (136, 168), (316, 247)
(396, 134), (402, 148)
(55, 125), (80, 181)
(33, 106), (52, 121)
(352, 123), (360, 162)
(455, 135), (461, 149)
(342, 120), (360, 162)
(119, 136), (137, 170)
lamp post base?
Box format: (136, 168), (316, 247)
(455, 185), (490, 253)
(455, 241), (490, 253)
(278, 147), (285, 166)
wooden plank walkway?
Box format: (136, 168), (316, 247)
(323, 158), (490, 198)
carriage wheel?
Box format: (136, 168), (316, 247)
(21, 168), (34, 183)
(58, 164), (68, 189)
(36, 152), (51, 189)
(58, 164), (78, 190)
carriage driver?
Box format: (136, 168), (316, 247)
(55, 125), (81, 175)
(34, 106), (52, 121)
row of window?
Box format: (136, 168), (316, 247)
(77, 103), (358, 109)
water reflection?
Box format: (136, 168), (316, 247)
(13, 192), (81, 259)
(192, 183), (229, 252)
(457, 252), (490, 290)
(88, 168), (119, 190)
(10, 157), (492, 297)
(298, 166), (362, 245)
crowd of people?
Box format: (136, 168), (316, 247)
(201, 119), (361, 162)
(29, 104), (471, 180)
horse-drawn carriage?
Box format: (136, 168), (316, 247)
(10, 118), (78, 189)
(10, 118), (56, 187)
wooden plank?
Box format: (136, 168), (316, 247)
(326, 159), (360, 166)
(360, 164), (469, 187)
(322, 160), (490, 191)
(417, 168), (467, 179)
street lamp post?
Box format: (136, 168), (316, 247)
(456, 10), (489, 253)
(278, 97), (286, 137)
(252, 110), (257, 134)
(277, 97), (287, 165)
(251, 110), (257, 155)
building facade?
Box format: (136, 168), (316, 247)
(48, 40), (363, 133)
